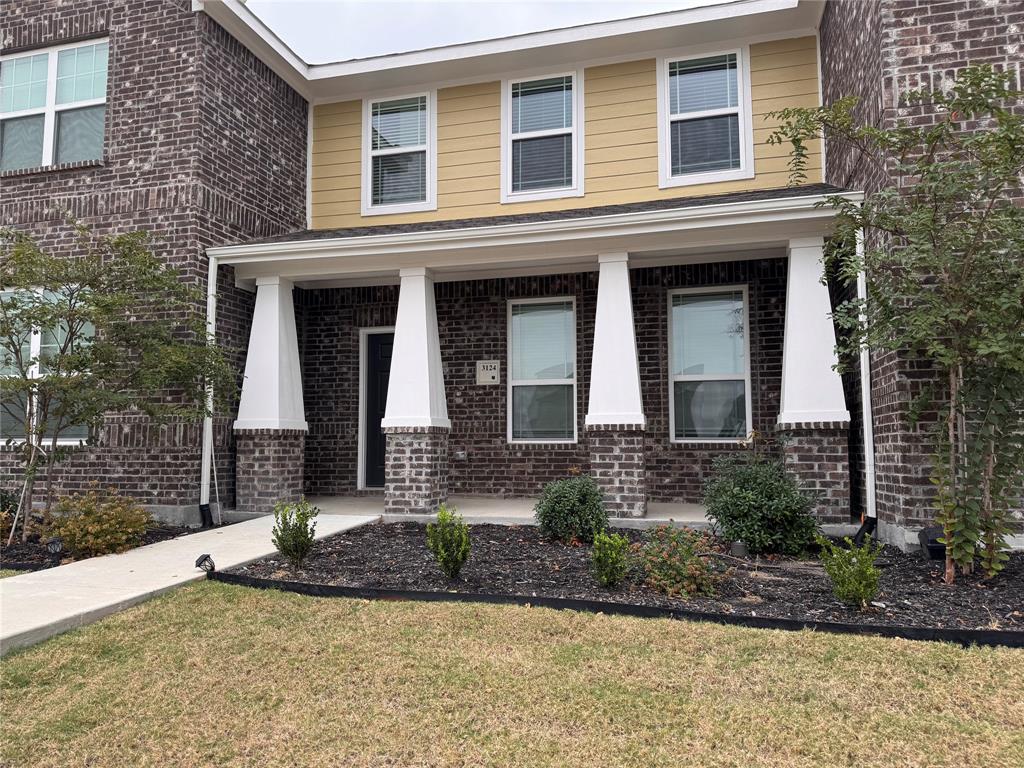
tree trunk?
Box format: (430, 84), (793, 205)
(944, 366), (958, 585)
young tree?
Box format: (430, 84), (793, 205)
(768, 66), (1024, 582)
(1, 220), (234, 543)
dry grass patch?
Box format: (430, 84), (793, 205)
(2, 581), (1022, 767)
(0, 569), (24, 579)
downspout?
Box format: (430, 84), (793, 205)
(200, 253), (219, 524)
(856, 228), (877, 520)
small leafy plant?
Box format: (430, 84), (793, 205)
(703, 454), (817, 556)
(590, 531), (631, 588)
(426, 504), (470, 579)
(639, 525), (720, 598)
(816, 534), (884, 608)
(534, 475), (608, 544)
(271, 498), (319, 569)
(49, 487), (152, 558)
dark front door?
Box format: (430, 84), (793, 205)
(364, 332), (393, 488)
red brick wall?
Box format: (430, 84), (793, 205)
(297, 257), (791, 505)
(0, 0), (307, 514)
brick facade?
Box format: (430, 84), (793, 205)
(383, 428), (450, 515)
(777, 422), (851, 525)
(820, 0), (1023, 540)
(586, 425), (646, 518)
(0, 0), (307, 521)
(235, 430), (305, 515)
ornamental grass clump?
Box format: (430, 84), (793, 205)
(816, 534), (884, 608)
(426, 504), (470, 579)
(49, 487), (151, 559)
(534, 475), (608, 544)
(639, 525), (720, 598)
(590, 531), (631, 588)
(271, 498), (319, 569)
(703, 454), (817, 556)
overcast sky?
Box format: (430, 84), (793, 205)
(247, 0), (703, 64)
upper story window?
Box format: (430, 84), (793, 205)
(508, 298), (576, 443)
(668, 287), (751, 442)
(656, 48), (753, 188)
(0, 39), (108, 172)
(501, 71), (584, 203)
(361, 91), (437, 216)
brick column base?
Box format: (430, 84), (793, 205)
(235, 429), (305, 515)
(383, 426), (449, 514)
(586, 424), (646, 518)
(776, 421), (850, 524)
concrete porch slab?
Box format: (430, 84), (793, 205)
(305, 494), (711, 529)
(0, 513), (379, 656)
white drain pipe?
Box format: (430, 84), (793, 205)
(856, 229), (877, 519)
(200, 253), (219, 521)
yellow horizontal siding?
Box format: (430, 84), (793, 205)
(310, 36), (821, 229)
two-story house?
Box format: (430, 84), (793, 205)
(3, 0), (1020, 549)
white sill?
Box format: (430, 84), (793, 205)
(508, 439), (578, 446)
(659, 165), (754, 189)
(360, 198), (437, 217)
(670, 438), (747, 445)
(501, 185), (583, 204)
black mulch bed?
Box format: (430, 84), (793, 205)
(1, 524), (200, 570)
(232, 522), (1024, 633)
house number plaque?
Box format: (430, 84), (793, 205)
(476, 360), (500, 385)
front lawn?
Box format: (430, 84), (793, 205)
(2, 581), (1022, 768)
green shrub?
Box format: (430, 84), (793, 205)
(534, 475), (608, 543)
(816, 534), (884, 608)
(703, 455), (817, 555)
(49, 488), (152, 558)
(271, 498), (319, 569)
(639, 525), (720, 598)
(591, 531), (631, 587)
(426, 504), (470, 579)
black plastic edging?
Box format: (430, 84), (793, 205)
(0, 560), (53, 572)
(208, 571), (1024, 649)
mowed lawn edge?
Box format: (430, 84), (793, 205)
(2, 580), (1022, 768)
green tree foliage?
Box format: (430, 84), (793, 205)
(426, 504), (471, 579)
(1, 220), (234, 542)
(534, 475), (608, 544)
(768, 66), (1024, 582)
(590, 530), (631, 588)
(271, 498), (319, 569)
(816, 535), (884, 608)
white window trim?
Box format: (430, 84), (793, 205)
(656, 46), (754, 189)
(1, 289), (88, 445)
(360, 89), (437, 217)
(500, 70), (585, 204)
(507, 296), (578, 445)
(0, 38), (108, 169)
(667, 285), (752, 444)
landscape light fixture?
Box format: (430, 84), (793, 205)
(46, 536), (63, 556)
(195, 554), (216, 573)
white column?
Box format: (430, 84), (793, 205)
(381, 267), (450, 429)
(234, 276), (307, 431)
(585, 253), (645, 427)
(778, 237), (850, 424)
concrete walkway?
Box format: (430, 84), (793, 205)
(0, 513), (378, 655)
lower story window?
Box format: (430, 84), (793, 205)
(508, 298), (576, 442)
(669, 287), (751, 441)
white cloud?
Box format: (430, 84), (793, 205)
(247, 0), (703, 64)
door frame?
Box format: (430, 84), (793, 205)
(358, 326), (395, 490)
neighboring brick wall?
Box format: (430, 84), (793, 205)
(298, 257), (798, 509)
(777, 422), (851, 524)
(0, 0), (307, 518)
(820, 0), (1023, 534)
(235, 430), (305, 515)
(383, 427), (450, 514)
(586, 425), (646, 518)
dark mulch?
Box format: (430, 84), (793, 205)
(233, 522), (1024, 632)
(1, 524), (199, 570)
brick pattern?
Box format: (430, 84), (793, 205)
(383, 427), (450, 514)
(821, 0), (1024, 532)
(235, 430), (305, 515)
(0, 0), (307, 517)
(777, 422), (851, 524)
(586, 425), (646, 518)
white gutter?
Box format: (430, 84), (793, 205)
(200, 254), (218, 518)
(856, 229), (877, 519)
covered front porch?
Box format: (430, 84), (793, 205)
(208, 187), (860, 522)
